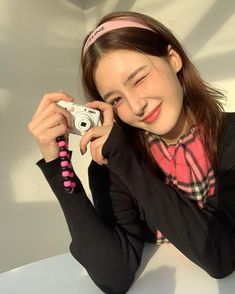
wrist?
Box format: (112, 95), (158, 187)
(39, 144), (59, 163)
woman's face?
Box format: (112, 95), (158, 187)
(94, 48), (186, 144)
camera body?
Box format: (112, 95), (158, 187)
(57, 100), (100, 135)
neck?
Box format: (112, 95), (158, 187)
(161, 108), (191, 146)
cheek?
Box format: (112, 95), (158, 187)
(115, 104), (134, 124)
(174, 80), (184, 107)
(165, 76), (182, 100)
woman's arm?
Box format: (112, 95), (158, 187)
(37, 157), (144, 294)
(29, 93), (145, 293)
(102, 121), (235, 278)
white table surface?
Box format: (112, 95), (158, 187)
(0, 243), (235, 294)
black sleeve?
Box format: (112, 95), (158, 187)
(37, 157), (144, 294)
(102, 122), (235, 279)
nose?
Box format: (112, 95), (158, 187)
(127, 96), (148, 116)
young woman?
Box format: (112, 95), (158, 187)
(28, 11), (235, 294)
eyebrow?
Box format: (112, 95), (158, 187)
(103, 65), (147, 101)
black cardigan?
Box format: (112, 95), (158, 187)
(37, 112), (235, 294)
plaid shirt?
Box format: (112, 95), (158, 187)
(147, 124), (216, 245)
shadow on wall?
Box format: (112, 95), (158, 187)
(67, 0), (106, 10)
(183, 0), (235, 57)
(67, 0), (137, 12)
(183, 0), (235, 81)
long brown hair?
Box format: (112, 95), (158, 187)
(81, 11), (226, 171)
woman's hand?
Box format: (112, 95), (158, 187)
(28, 92), (74, 162)
(79, 101), (114, 165)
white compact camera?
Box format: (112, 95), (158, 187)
(57, 100), (100, 135)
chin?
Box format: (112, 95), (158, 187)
(149, 120), (177, 137)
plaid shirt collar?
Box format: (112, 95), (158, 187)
(147, 124), (216, 245)
(148, 124), (215, 205)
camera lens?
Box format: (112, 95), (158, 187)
(75, 116), (92, 132)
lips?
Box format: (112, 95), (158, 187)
(142, 102), (162, 123)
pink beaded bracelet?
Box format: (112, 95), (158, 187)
(56, 136), (76, 193)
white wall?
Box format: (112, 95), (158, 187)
(1, 0), (234, 273)
(0, 0), (90, 272)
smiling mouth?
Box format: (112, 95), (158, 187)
(142, 102), (162, 123)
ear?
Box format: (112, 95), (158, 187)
(167, 45), (182, 73)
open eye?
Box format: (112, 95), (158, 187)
(109, 97), (122, 107)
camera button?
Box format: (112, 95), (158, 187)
(67, 107), (74, 112)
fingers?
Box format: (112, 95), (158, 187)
(79, 125), (112, 164)
(30, 102), (73, 132)
(29, 91), (75, 138)
(79, 101), (114, 165)
(28, 91), (75, 162)
(36, 124), (69, 146)
(85, 100), (114, 126)
(29, 112), (69, 144)
(90, 136), (109, 165)
(32, 91), (74, 120)
(79, 125), (111, 153)
(29, 95), (113, 165)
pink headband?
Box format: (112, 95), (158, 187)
(83, 19), (153, 57)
